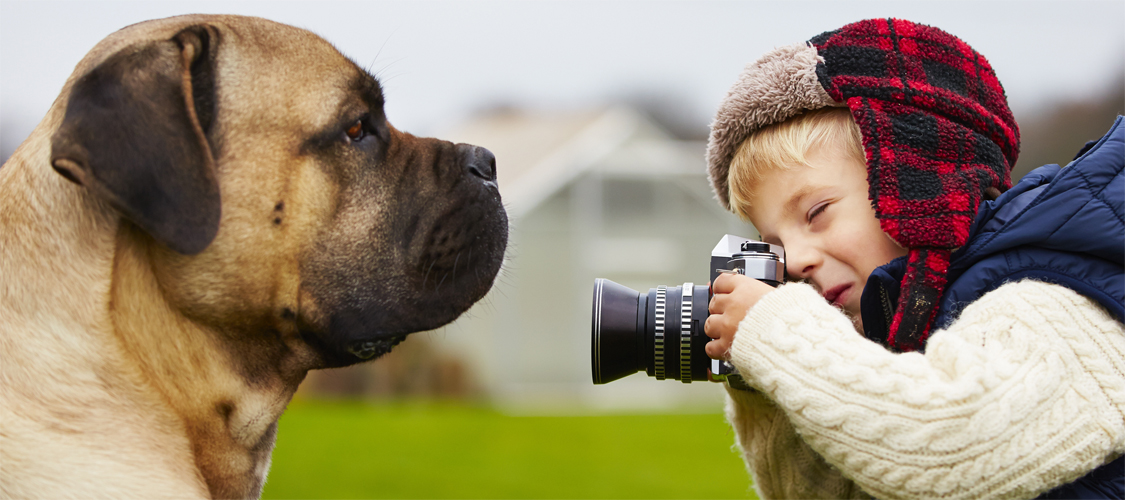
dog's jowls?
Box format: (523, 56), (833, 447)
(0, 14), (507, 498)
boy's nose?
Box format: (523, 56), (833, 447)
(785, 246), (820, 280)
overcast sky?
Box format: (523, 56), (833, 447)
(2, 0), (1123, 154)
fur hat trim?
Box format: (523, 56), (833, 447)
(705, 43), (840, 210)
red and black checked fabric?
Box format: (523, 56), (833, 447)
(809, 19), (1020, 351)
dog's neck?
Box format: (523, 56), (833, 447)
(1, 141), (301, 498)
(110, 230), (300, 498)
(2, 143), (209, 496)
(0, 137), (119, 329)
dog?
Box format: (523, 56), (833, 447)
(0, 14), (507, 498)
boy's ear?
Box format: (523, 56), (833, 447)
(50, 26), (221, 255)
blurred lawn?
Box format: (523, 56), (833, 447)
(262, 399), (757, 499)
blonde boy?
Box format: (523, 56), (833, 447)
(701, 19), (1125, 500)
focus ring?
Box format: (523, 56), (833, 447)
(680, 282), (694, 383)
(654, 286), (667, 380)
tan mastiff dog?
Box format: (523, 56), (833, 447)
(0, 14), (508, 498)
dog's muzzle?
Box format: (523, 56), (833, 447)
(301, 140), (509, 368)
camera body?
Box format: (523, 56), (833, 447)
(591, 235), (784, 388)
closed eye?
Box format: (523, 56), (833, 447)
(807, 202), (829, 223)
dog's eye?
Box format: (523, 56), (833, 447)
(345, 120), (366, 143)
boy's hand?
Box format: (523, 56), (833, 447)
(705, 273), (774, 360)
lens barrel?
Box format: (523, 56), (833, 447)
(591, 240), (782, 385)
(591, 279), (711, 384)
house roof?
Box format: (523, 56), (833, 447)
(438, 105), (706, 218)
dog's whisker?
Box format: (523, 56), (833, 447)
(372, 57), (407, 78)
(471, 247), (481, 286)
(451, 251), (461, 284)
(436, 272), (449, 294)
(368, 25), (403, 73)
(422, 259), (436, 291)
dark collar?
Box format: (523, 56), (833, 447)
(860, 256), (908, 351)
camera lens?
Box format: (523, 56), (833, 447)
(591, 279), (711, 384)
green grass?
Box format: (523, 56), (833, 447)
(261, 399), (757, 499)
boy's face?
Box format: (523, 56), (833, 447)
(744, 137), (906, 329)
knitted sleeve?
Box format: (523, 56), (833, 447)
(723, 280), (1125, 500)
(724, 386), (872, 499)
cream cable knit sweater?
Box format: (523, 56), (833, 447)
(723, 280), (1125, 500)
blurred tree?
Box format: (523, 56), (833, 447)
(1014, 74), (1125, 181)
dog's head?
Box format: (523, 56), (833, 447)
(48, 15), (508, 368)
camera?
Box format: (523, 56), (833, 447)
(590, 235), (784, 388)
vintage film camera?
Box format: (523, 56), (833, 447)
(590, 235), (784, 389)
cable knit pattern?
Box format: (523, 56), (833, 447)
(724, 280), (1125, 500)
(725, 388), (872, 499)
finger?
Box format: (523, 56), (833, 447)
(705, 338), (729, 360)
(708, 294), (723, 315)
(704, 315), (720, 339)
(712, 272), (733, 294)
(712, 272), (745, 294)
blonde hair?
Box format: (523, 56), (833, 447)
(728, 107), (865, 220)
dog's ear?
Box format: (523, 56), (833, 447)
(51, 26), (220, 255)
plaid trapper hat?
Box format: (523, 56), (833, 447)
(707, 19), (1020, 351)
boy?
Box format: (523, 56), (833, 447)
(702, 19), (1124, 500)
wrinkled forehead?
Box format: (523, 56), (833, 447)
(72, 16), (384, 137)
(213, 19), (382, 133)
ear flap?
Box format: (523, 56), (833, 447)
(51, 26), (220, 255)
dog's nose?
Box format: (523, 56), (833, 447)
(457, 144), (496, 182)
